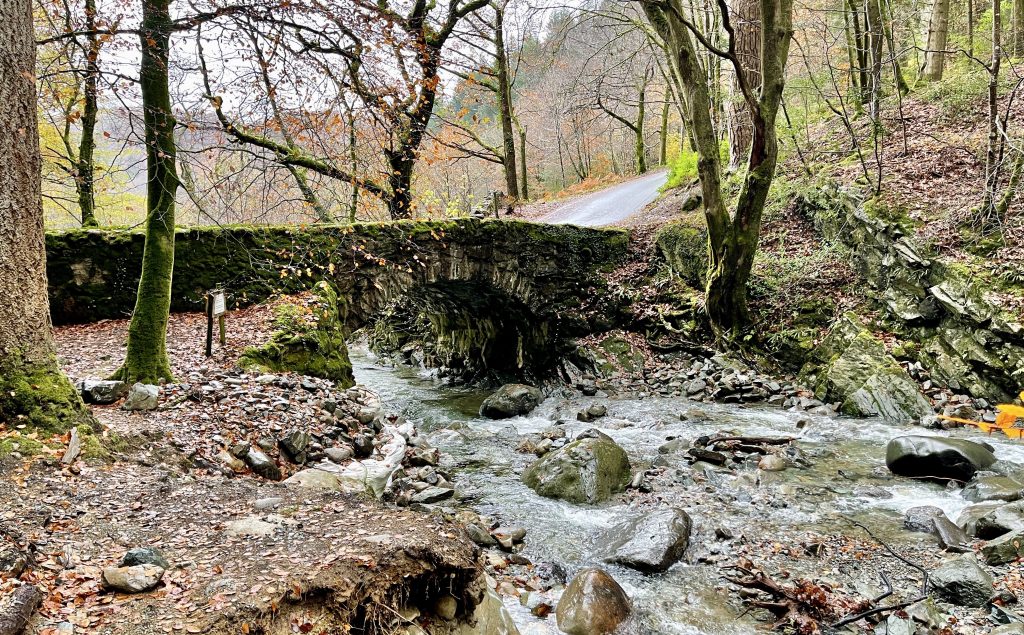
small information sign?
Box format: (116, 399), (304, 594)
(205, 289), (228, 356)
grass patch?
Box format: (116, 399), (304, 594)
(663, 141), (728, 191)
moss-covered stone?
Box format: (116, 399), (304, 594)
(241, 283), (355, 387)
(522, 433), (631, 504)
(655, 221), (708, 289)
(0, 433), (48, 458)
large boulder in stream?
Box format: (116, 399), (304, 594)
(961, 476), (1024, 503)
(522, 430), (631, 504)
(799, 314), (931, 424)
(960, 500), (1024, 539)
(886, 435), (996, 482)
(555, 568), (631, 635)
(479, 384), (543, 419)
(599, 507), (691, 572)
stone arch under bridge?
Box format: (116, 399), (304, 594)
(46, 219), (628, 379)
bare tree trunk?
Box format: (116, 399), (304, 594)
(981, 0), (1003, 224)
(112, 0), (177, 384)
(921, 0), (950, 81)
(727, 0), (761, 169)
(635, 81), (648, 174)
(880, 0), (909, 96)
(1014, 0), (1024, 56)
(0, 0), (90, 432)
(866, 0), (884, 118)
(847, 0), (869, 104)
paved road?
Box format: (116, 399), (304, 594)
(540, 169), (668, 226)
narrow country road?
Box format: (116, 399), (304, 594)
(539, 169), (668, 226)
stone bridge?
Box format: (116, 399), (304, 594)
(46, 219), (628, 378)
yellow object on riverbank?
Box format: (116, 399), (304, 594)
(937, 392), (1024, 439)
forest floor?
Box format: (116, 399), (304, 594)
(0, 308), (481, 635)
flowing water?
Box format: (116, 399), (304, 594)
(350, 348), (1024, 634)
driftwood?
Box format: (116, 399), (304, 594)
(0, 585), (41, 635)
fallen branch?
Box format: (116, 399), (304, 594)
(0, 585), (41, 635)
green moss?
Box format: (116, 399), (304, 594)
(241, 282), (355, 387)
(0, 434), (48, 457)
(655, 221), (708, 288)
(0, 354), (91, 434)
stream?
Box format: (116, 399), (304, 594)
(350, 348), (1024, 634)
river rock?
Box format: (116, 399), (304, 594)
(521, 431), (631, 504)
(932, 515), (971, 553)
(992, 625), (1024, 635)
(758, 455), (787, 472)
(101, 564), (165, 593)
(577, 404), (607, 422)
(244, 448), (282, 481)
(410, 486), (455, 504)
(599, 507), (691, 572)
(284, 468), (362, 492)
(77, 379), (128, 405)
(904, 506), (944, 533)
(929, 554), (993, 607)
(122, 383), (159, 411)
(801, 315), (931, 424)
(885, 436), (996, 482)
(961, 476), (1024, 503)
(455, 581), (519, 635)
(0, 544), (27, 578)
(479, 384), (542, 419)
(120, 547), (169, 570)
(325, 446), (353, 463)
(555, 568), (631, 635)
(965, 500), (1024, 538)
(278, 429), (311, 464)
(981, 528), (1024, 565)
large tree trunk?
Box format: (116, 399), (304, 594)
(921, 0), (950, 81)
(112, 0), (177, 384)
(494, 4), (519, 205)
(77, 0), (100, 228)
(659, 97), (670, 165)
(642, 0), (792, 338)
(0, 0), (90, 432)
(727, 0), (761, 169)
(1014, 0), (1024, 56)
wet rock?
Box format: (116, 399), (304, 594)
(599, 507), (691, 572)
(120, 547), (169, 570)
(77, 379), (128, 405)
(519, 591), (553, 617)
(885, 435), (996, 482)
(932, 515), (971, 553)
(522, 431), (631, 504)
(101, 564), (165, 593)
(579, 381), (599, 396)
(757, 455), (786, 472)
(929, 554), (993, 607)
(410, 486), (455, 504)
(904, 506), (944, 533)
(463, 523), (496, 547)
(964, 500), (1024, 538)
(479, 384), (542, 419)
(961, 476), (1024, 503)
(244, 448), (282, 481)
(555, 568), (631, 635)
(577, 404), (607, 423)
(981, 528), (1024, 565)
(455, 582), (519, 635)
(122, 383), (159, 411)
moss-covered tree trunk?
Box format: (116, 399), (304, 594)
(112, 0), (176, 384)
(642, 0), (793, 338)
(518, 125), (529, 200)
(494, 3), (519, 205)
(77, 0), (100, 228)
(0, 0), (91, 431)
(635, 83), (647, 174)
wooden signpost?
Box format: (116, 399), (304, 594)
(206, 289), (227, 357)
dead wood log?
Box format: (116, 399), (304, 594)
(0, 585), (41, 635)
